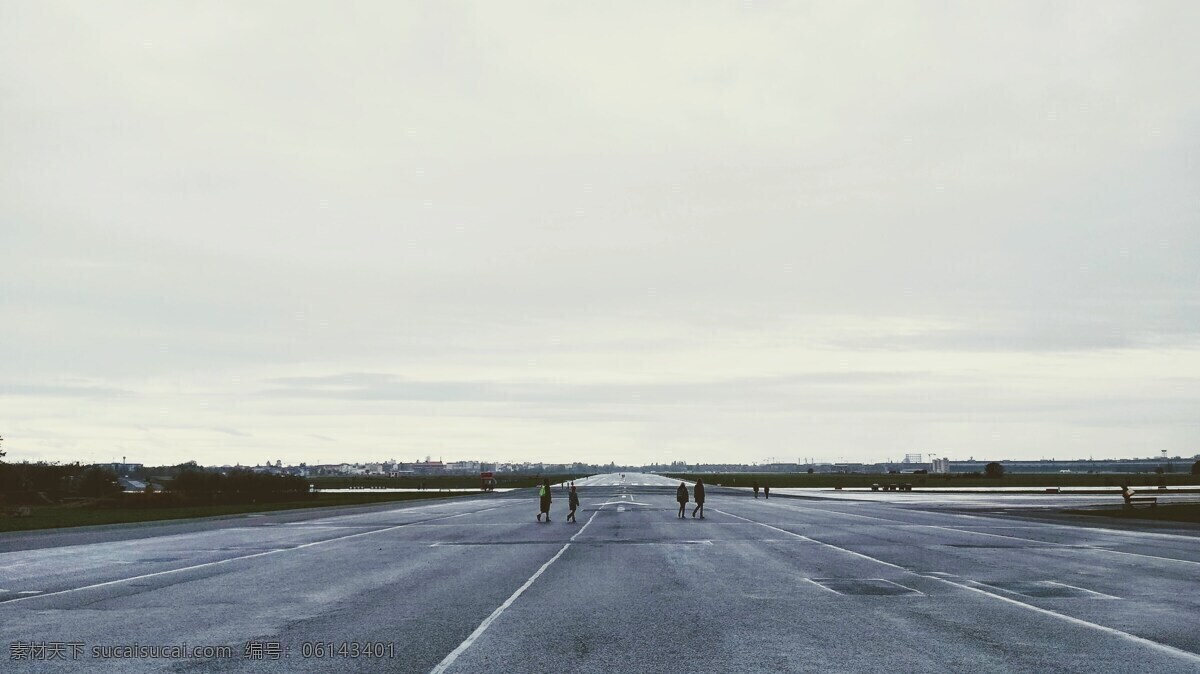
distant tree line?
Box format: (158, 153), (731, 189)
(1, 460), (310, 507)
(0, 462), (123, 504)
(163, 466), (311, 505)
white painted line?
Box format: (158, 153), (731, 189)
(720, 508), (1199, 665)
(912, 524), (1200, 568)
(1096, 547), (1200, 567)
(16, 591), (42, 595)
(803, 578), (842, 594)
(876, 579), (925, 596)
(429, 504), (604, 674)
(933, 575), (1200, 666)
(711, 509), (907, 571)
(0, 504), (503, 606)
(769, 501), (1200, 568)
(1044, 581), (1119, 599)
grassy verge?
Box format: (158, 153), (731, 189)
(1063, 503), (1200, 524)
(661, 472), (1200, 490)
(0, 491), (481, 533)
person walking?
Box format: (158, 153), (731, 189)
(676, 482), (689, 519)
(567, 483), (579, 523)
(692, 479), (705, 519)
(764, 484), (770, 499)
(537, 478), (552, 522)
(753, 480), (759, 499)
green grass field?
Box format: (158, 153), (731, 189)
(0, 490), (485, 533)
(661, 472), (1200, 489)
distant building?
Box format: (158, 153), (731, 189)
(99, 463), (143, 476)
(117, 477), (149, 492)
(411, 460), (445, 474)
(948, 458), (1180, 474)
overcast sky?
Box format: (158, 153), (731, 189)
(2, 1), (1198, 468)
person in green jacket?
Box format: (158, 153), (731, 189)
(536, 478), (552, 522)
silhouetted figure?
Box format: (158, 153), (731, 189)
(753, 481), (759, 499)
(676, 482), (689, 518)
(1121, 483), (1134, 507)
(567, 483), (579, 522)
(537, 478), (552, 522)
(692, 479), (705, 519)
(764, 484), (769, 499)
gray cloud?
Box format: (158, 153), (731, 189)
(2, 2), (1198, 464)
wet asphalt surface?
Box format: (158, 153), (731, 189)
(3, 472), (1199, 673)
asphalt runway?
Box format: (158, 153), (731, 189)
(3, 472), (1198, 673)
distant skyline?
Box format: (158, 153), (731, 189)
(3, 2), (1198, 467)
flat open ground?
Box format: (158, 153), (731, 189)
(2, 472), (1198, 672)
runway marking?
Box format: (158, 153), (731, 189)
(720, 503), (1200, 662)
(971, 580), (1119, 600)
(808, 578), (924, 597)
(429, 504), (604, 674)
(1042, 581), (1119, 599)
(765, 501), (1200, 568)
(725, 508), (1200, 665)
(16, 591), (42, 595)
(907, 524), (1200, 568)
(927, 574), (1200, 666)
(711, 509), (906, 570)
(802, 578), (842, 594)
(0, 503), (508, 606)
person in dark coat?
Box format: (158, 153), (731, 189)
(676, 482), (689, 518)
(692, 479), (705, 519)
(753, 480), (759, 499)
(764, 484), (769, 499)
(537, 478), (552, 522)
(567, 483), (579, 522)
